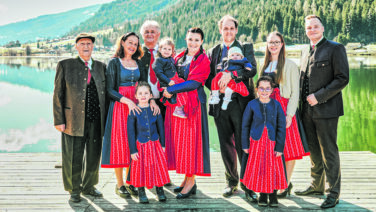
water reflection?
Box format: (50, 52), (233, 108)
(0, 56), (375, 153)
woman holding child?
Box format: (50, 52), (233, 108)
(163, 27), (211, 199)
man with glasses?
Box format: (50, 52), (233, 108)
(53, 33), (107, 203)
(295, 15), (349, 209)
(206, 15), (257, 201)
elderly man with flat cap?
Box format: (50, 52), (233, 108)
(53, 33), (107, 203)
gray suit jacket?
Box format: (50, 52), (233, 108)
(53, 57), (107, 137)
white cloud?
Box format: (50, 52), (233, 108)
(0, 4), (8, 12)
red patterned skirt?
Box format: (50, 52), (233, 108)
(109, 86), (137, 167)
(211, 72), (249, 96)
(241, 127), (287, 193)
(173, 104), (209, 176)
(126, 140), (170, 189)
(271, 88), (310, 161)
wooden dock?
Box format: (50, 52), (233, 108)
(0, 152), (375, 211)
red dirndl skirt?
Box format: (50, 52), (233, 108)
(172, 104), (209, 176)
(240, 127), (287, 193)
(126, 140), (170, 189)
(110, 86), (137, 167)
(271, 88), (310, 161)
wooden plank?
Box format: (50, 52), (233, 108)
(0, 152), (375, 211)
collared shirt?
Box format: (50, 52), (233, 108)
(222, 41), (235, 49)
(310, 36), (324, 49)
(79, 56), (93, 69)
(145, 44), (160, 98)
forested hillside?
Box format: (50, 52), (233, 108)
(95, 0), (375, 49)
(69, 0), (178, 33)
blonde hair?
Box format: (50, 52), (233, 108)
(159, 37), (175, 52)
(305, 15), (324, 26)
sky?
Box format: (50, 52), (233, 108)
(0, 0), (114, 26)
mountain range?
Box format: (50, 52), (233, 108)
(0, 0), (178, 46)
(0, 5), (101, 45)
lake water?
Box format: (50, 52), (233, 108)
(0, 56), (375, 153)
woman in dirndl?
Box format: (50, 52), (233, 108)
(259, 31), (310, 197)
(163, 27), (211, 199)
(101, 32), (159, 198)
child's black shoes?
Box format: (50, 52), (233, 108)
(156, 186), (167, 202)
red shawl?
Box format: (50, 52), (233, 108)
(173, 49), (210, 117)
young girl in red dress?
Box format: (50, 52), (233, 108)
(240, 76), (287, 207)
(126, 82), (170, 203)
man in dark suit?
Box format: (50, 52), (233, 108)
(295, 15), (349, 209)
(53, 33), (107, 203)
(206, 15), (257, 201)
(139, 20), (166, 117)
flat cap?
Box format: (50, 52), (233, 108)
(75, 33), (95, 43)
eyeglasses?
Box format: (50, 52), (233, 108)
(78, 43), (93, 47)
(267, 41), (282, 46)
(258, 87), (272, 92)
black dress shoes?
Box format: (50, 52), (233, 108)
(138, 187), (149, 204)
(320, 196), (339, 209)
(69, 193), (81, 203)
(156, 186), (167, 202)
(277, 183), (293, 198)
(176, 184), (197, 199)
(164, 182), (172, 187)
(244, 189), (258, 203)
(223, 185), (238, 197)
(294, 186), (324, 196)
(125, 185), (138, 196)
(173, 186), (184, 193)
(115, 185), (131, 198)
(82, 187), (103, 197)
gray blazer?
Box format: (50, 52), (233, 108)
(53, 57), (107, 137)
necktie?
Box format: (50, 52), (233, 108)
(312, 45), (315, 50)
(149, 49), (157, 84)
(222, 45), (230, 61)
(85, 61), (91, 84)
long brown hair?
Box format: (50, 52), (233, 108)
(260, 31), (286, 85)
(114, 32), (144, 59)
